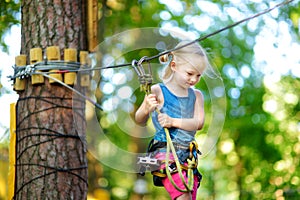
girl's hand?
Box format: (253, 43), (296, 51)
(158, 113), (172, 128)
(144, 94), (158, 114)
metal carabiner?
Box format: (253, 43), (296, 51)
(131, 59), (141, 77)
(137, 56), (148, 76)
(132, 56), (154, 94)
(137, 56), (154, 94)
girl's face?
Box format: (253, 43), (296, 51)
(171, 61), (202, 89)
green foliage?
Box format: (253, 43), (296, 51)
(0, 0), (20, 52)
(92, 0), (300, 199)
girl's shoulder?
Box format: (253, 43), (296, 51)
(191, 88), (204, 101)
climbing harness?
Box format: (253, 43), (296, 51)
(137, 155), (161, 176)
(133, 56), (200, 192)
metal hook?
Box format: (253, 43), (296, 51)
(137, 56), (148, 75)
(131, 59), (141, 77)
(132, 56), (154, 94)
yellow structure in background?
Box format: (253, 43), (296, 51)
(87, 188), (110, 200)
(87, 0), (98, 52)
(8, 103), (16, 200)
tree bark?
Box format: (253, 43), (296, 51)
(15, 0), (88, 199)
(21, 0), (87, 56)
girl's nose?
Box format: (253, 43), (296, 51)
(190, 76), (197, 83)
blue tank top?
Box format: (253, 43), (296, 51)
(152, 83), (196, 146)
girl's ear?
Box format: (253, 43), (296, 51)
(170, 61), (176, 71)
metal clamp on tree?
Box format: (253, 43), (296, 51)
(8, 46), (102, 110)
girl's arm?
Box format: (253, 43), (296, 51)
(158, 89), (205, 131)
(135, 85), (161, 125)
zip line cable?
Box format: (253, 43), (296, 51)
(9, 0), (295, 108)
(10, 0), (293, 79)
(144, 0), (295, 62)
(9, 0), (294, 79)
(88, 0), (295, 71)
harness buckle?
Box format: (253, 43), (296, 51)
(168, 162), (177, 173)
(137, 156), (160, 175)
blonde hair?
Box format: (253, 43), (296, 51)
(159, 41), (209, 82)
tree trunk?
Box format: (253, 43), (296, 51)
(15, 0), (88, 199)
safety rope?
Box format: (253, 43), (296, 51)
(165, 129), (195, 192)
(133, 57), (195, 192)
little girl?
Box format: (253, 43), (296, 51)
(135, 41), (209, 200)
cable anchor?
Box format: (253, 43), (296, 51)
(13, 64), (35, 80)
